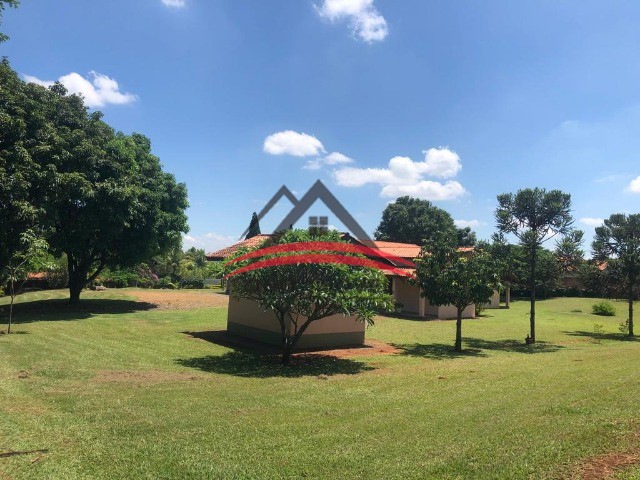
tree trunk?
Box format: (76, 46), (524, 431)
(454, 307), (463, 352)
(628, 296), (634, 337)
(68, 270), (83, 304)
(280, 317), (315, 365)
(8, 277), (15, 334)
(505, 285), (511, 308)
(281, 346), (292, 365)
(529, 248), (537, 343)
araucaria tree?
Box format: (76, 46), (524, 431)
(228, 229), (395, 364)
(417, 235), (498, 352)
(495, 188), (573, 343)
(245, 212), (261, 239)
(592, 213), (640, 337)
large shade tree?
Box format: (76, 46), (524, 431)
(416, 234), (499, 352)
(375, 196), (461, 246)
(0, 60), (189, 303)
(592, 213), (640, 337)
(228, 229), (395, 364)
(495, 188), (573, 343)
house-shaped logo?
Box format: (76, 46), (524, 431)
(240, 179), (372, 242)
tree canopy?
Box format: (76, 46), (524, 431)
(228, 229), (394, 364)
(245, 212), (261, 239)
(592, 213), (640, 336)
(495, 188), (573, 343)
(374, 196), (459, 246)
(0, 59), (189, 303)
(417, 234), (498, 352)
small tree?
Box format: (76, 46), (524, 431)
(229, 229), (394, 364)
(592, 213), (640, 337)
(485, 234), (525, 308)
(416, 235), (499, 352)
(2, 231), (50, 333)
(495, 188), (573, 343)
(245, 212), (261, 240)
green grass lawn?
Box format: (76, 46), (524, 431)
(1, 289), (639, 479)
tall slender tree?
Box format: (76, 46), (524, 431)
(592, 213), (640, 337)
(245, 212), (261, 239)
(495, 188), (573, 343)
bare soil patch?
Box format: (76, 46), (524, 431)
(573, 430), (640, 479)
(130, 290), (229, 310)
(95, 370), (202, 384)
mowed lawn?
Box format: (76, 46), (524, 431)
(1, 289), (639, 479)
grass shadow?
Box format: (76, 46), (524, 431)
(563, 331), (640, 342)
(393, 343), (487, 360)
(0, 298), (155, 323)
(176, 351), (373, 378)
(464, 338), (565, 354)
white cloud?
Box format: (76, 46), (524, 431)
(263, 130), (325, 157)
(627, 176), (640, 193)
(304, 151), (354, 170)
(24, 71), (137, 108)
(333, 147), (467, 201)
(316, 0), (388, 43)
(380, 181), (467, 201)
(580, 217), (604, 227)
(454, 219), (483, 229)
(183, 232), (237, 253)
(162, 0), (186, 7)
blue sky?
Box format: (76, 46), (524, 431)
(3, 0), (640, 253)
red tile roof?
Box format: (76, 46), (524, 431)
(206, 234), (271, 260)
(370, 241), (422, 259)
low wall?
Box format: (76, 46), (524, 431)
(227, 296), (365, 349)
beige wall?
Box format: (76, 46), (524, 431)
(393, 278), (475, 319)
(394, 278), (421, 314)
(484, 290), (501, 309)
(227, 296), (365, 349)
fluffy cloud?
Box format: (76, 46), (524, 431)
(263, 130), (326, 157)
(627, 176), (640, 193)
(162, 0), (186, 7)
(304, 151), (354, 170)
(24, 71), (137, 108)
(454, 219), (482, 229)
(333, 148), (467, 201)
(315, 0), (388, 43)
(580, 217), (604, 227)
(183, 232), (236, 253)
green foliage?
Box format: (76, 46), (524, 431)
(230, 229), (394, 363)
(374, 196), (458, 246)
(619, 319), (630, 335)
(495, 188), (573, 342)
(417, 233), (499, 351)
(554, 229), (585, 273)
(245, 212), (261, 239)
(0, 60), (189, 303)
(592, 213), (640, 336)
(592, 301), (616, 317)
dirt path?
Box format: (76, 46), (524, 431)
(130, 289), (229, 310)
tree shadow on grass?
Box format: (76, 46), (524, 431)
(563, 331), (640, 342)
(0, 298), (155, 324)
(393, 343), (487, 360)
(464, 338), (565, 354)
(394, 338), (564, 359)
(176, 351), (373, 378)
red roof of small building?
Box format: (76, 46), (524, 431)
(206, 234), (272, 260)
(370, 241), (422, 259)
